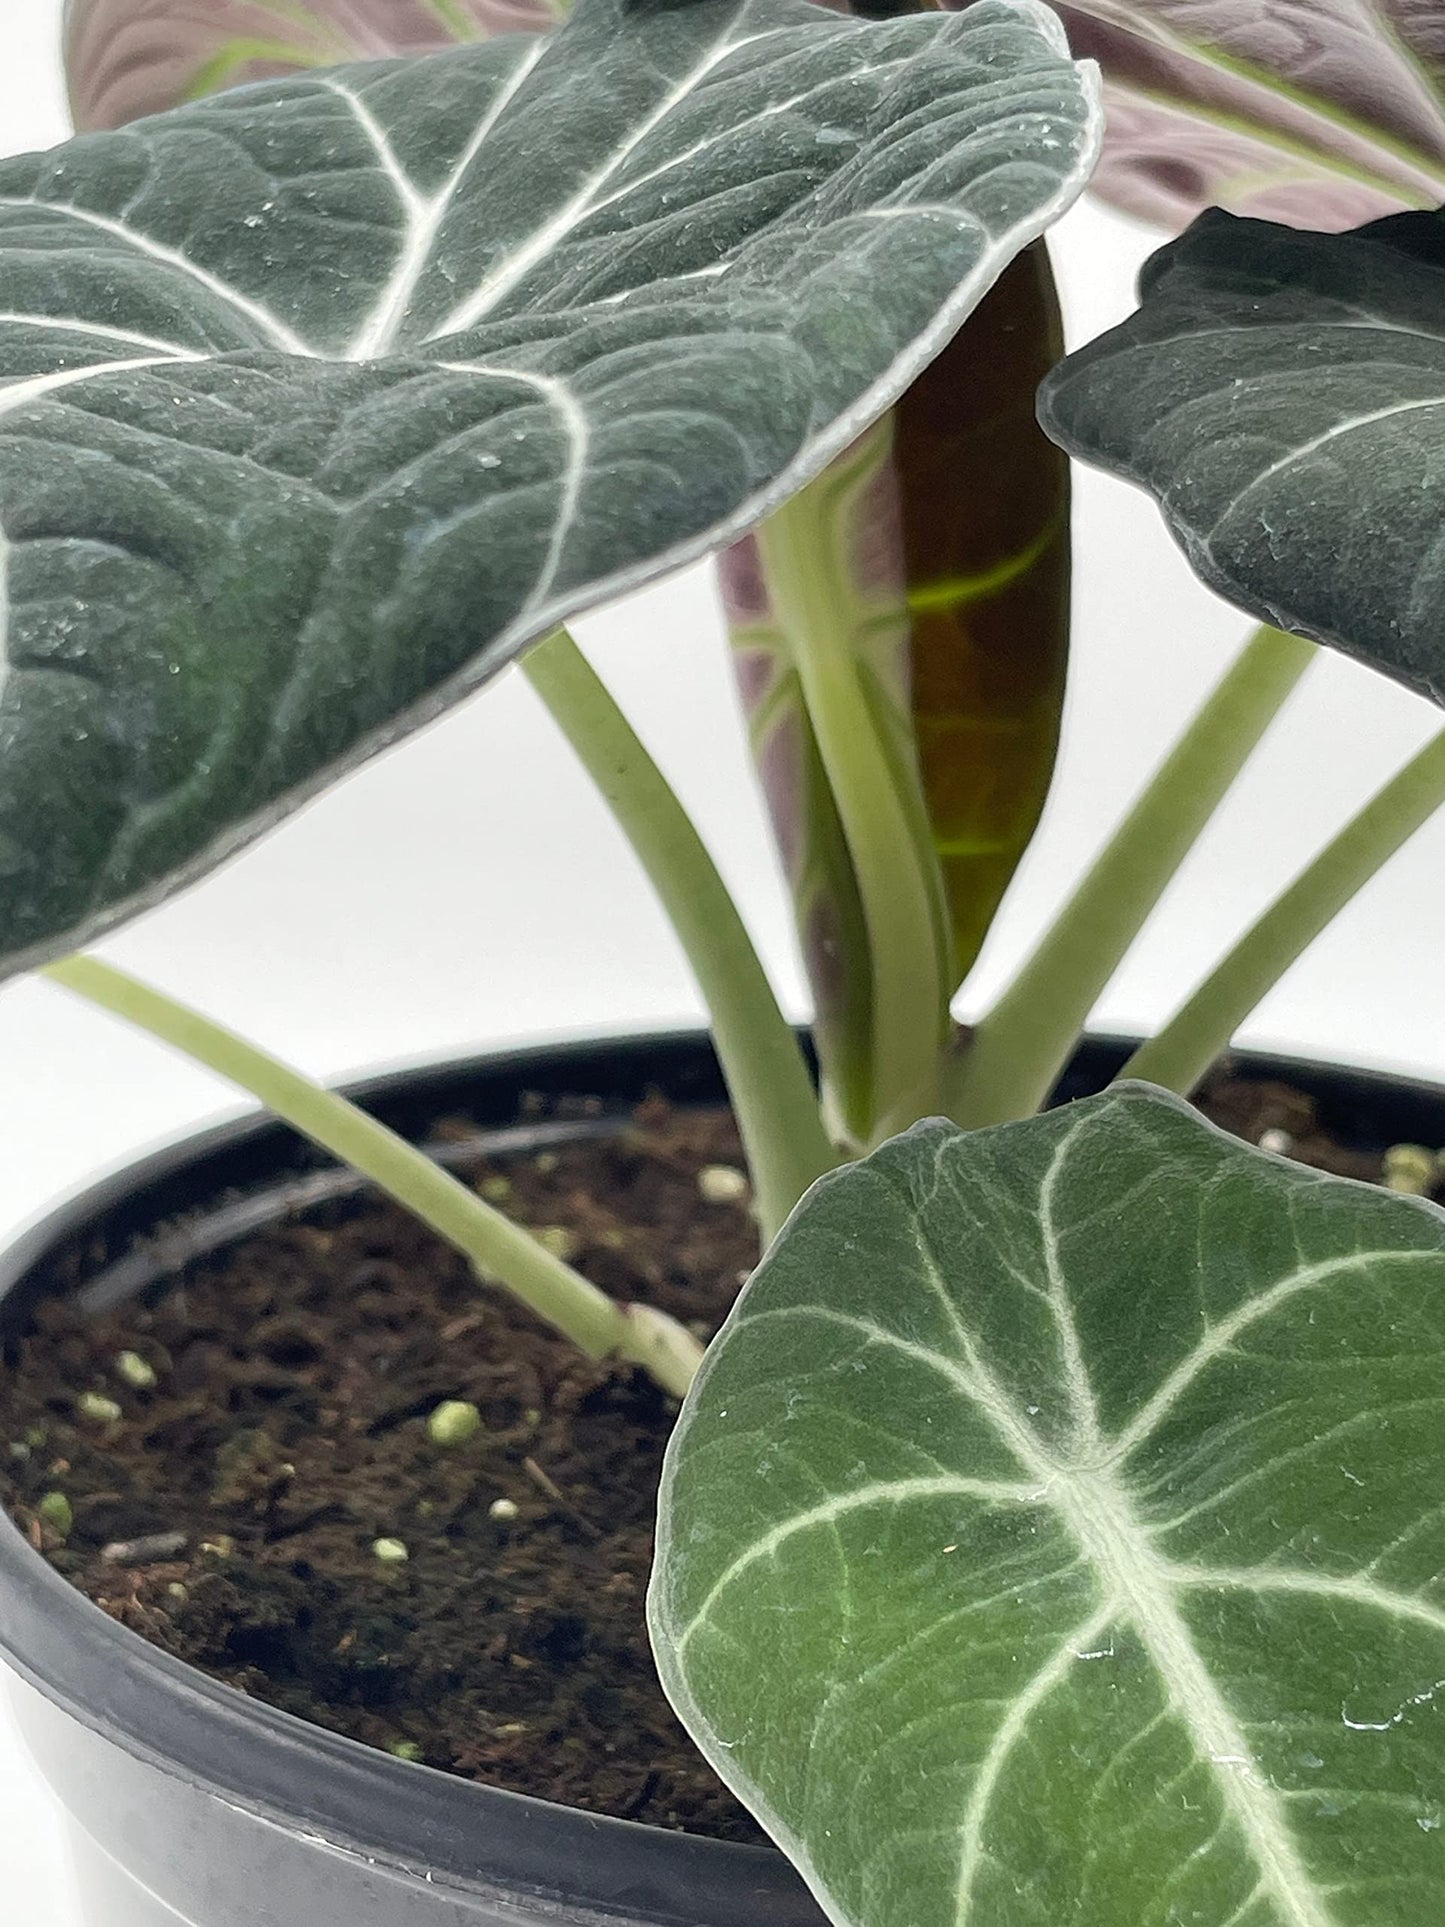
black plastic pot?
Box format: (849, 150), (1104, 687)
(3, 1030), (1444, 1927)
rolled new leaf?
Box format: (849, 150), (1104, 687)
(1050, 0), (1445, 229)
(1039, 207), (1445, 709)
(899, 239), (1069, 984)
(652, 1084), (1445, 1927)
(0, 0), (1100, 979)
(721, 244), (1069, 1140)
(63, 0), (563, 130)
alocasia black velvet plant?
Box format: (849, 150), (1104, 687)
(13, 0), (1445, 1920)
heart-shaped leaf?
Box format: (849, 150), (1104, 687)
(1050, 0), (1445, 229)
(0, 0), (1099, 977)
(651, 1084), (1445, 1927)
(64, 0), (1073, 1137)
(63, 0), (563, 131)
(1038, 207), (1445, 707)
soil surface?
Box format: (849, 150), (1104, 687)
(0, 1068), (1432, 1841)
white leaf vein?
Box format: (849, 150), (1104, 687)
(675, 1473), (1041, 1658)
(320, 77), (426, 219)
(0, 313), (202, 361)
(1038, 1115), (1104, 1456)
(578, 52), (917, 226)
(1213, 395), (1445, 540)
(425, 28), (770, 340)
(689, 1135), (1445, 1923)
(439, 360), (588, 613)
(345, 37), (547, 361)
(1170, 1564), (1445, 1641)
(0, 197), (315, 358)
(0, 357), (184, 423)
(1112, 1246), (1444, 1460)
(952, 1600), (1120, 1922)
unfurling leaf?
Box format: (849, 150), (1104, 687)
(651, 1084), (1445, 1927)
(0, 0), (1099, 978)
(1048, 0), (1445, 230)
(721, 244), (1069, 1140)
(1039, 207), (1445, 709)
(63, 0), (563, 131)
(900, 239), (1069, 982)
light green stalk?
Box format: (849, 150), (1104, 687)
(44, 955), (702, 1397)
(753, 451), (954, 1143)
(522, 628), (835, 1237)
(945, 625), (1317, 1127)
(1125, 725), (1445, 1095)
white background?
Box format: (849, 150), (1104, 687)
(3, 4), (1445, 1916)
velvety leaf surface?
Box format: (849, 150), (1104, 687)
(63, 0), (562, 131)
(0, 0), (1099, 976)
(1049, 0), (1445, 228)
(1038, 208), (1445, 707)
(651, 1085), (1445, 1927)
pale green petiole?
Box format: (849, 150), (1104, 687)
(1125, 724), (1445, 1095)
(43, 955), (703, 1398)
(753, 458), (954, 1143)
(523, 628), (836, 1239)
(944, 624), (1317, 1129)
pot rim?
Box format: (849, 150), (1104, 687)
(3, 1027), (1444, 1921)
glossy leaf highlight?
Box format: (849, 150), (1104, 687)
(652, 1084), (1445, 1927)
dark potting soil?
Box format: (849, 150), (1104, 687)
(0, 1068), (1428, 1841)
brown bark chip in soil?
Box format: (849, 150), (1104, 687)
(0, 1074), (1421, 1840)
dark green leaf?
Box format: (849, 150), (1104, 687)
(652, 1085), (1445, 1926)
(1039, 208), (1445, 706)
(0, 0), (1098, 973)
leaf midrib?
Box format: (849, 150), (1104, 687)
(1027, 1459), (1334, 1927)
(929, 1141), (1415, 1925)
(912, 1204), (1334, 1927)
(723, 1216), (1444, 1921)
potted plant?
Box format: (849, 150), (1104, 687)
(1, 1), (1444, 1922)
